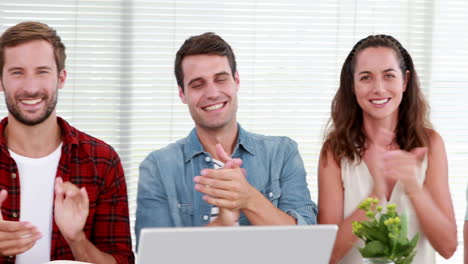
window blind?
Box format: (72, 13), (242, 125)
(1, 1), (466, 262)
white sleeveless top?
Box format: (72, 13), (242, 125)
(340, 156), (435, 264)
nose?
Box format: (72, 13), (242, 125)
(372, 79), (384, 94)
(205, 81), (220, 99)
(22, 75), (41, 95)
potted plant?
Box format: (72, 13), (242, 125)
(352, 198), (419, 264)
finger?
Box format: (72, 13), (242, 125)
(200, 168), (243, 180)
(195, 184), (237, 200)
(80, 187), (89, 208)
(0, 226), (38, 241)
(54, 177), (64, 196)
(215, 144), (232, 163)
(0, 221), (35, 233)
(224, 158), (243, 169)
(0, 231), (41, 256)
(203, 195), (238, 209)
(194, 177), (232, 190)
(54, 178), (65, 208)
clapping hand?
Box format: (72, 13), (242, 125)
(54, 178), (89, 243)
(0, 189), (41, 256)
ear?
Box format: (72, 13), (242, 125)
(403, 70), (410, 92)
(58, 69), (67, 89)
(234, 71), (240, 92)
(178, 86), (187, 104)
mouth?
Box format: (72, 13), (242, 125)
(20, 98), (44, 106)
(202, 102), (226, 112)
(369, 98), (390, 106)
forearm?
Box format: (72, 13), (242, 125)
(407, 187), (457, 259)
(320, 191), (382, 264)
(67, 232), (117, 264)
(242, 189), (296, 225)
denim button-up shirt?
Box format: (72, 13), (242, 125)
(135, 125), (317, 244)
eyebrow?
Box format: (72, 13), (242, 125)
(358, 68), (398, 75)
(7, 65), (54, 72)
(187, 71), (230, 86)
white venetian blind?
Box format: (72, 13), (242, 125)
(1, 1), (467, 262)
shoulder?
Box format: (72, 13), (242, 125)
(426, 128), (444, 146)
(423, 129), (447, 164)
(71, 126), (120, 161)
(318, 141), (341, 170)
(141, 137), (187, 168)
(244, 130), (298, 151)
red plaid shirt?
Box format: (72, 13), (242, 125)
(0, 117), (134, 263)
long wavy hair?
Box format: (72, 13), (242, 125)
(323, 35), (432, 164)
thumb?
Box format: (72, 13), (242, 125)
(410, 147), (427, 162)
(0, 189), (8, 220)
(54, 177), (64, 208)
(215, 144), (232, 164)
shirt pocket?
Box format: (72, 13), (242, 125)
(178, 203), (194, 226)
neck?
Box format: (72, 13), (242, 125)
(196, 122), (238, 160)
(5, 114), (62, 158)
(363, 113), (398, 147)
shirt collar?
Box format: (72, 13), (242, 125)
(183, 123), (255, 163)
(0, 117), (79, 156)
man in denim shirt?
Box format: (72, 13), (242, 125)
(135, 32), (317, 243)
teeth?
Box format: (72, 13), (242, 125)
(204, 103), (224, 111)
(21, 99), (42, 105)
(370, 98), (389, 105)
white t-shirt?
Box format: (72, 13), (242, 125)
(9, 143), (62, 264)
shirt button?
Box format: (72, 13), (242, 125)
(203, 215), (209, 220)
(12, 212), (18, 218)
(11, 173), (16, 179)
(269, 192), (273, 198)
(205, 157), (211, 162)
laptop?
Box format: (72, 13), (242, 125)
(137, 225), (338, 264)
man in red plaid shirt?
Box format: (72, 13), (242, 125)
(0, 22), (134, 263)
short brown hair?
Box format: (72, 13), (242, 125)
(0, 21), (66, 77)
(174, 32), (236, 92)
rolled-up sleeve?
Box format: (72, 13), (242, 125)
(135, 153), (173, 250)
(277, 139), (318, 225)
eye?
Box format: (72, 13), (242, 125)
(216, 77), (228, 83)
(360, 75), (371, 81)
(385, 73), (395, 79)
(191, 82), (203, 89)
(38, 69), (50, 74)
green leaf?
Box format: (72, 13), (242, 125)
(397, 213), (409, 245)
(360, 240), (387, 258)
(360, 224), (389, 244)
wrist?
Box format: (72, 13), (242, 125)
(64, 230), (86, 246)
(405, 184), (424, 198)
(243, 186), (261, 212)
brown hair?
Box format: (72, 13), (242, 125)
(0, 21), (66, 77)
(323, 34), (431, 164)
(174, 32), (236, 92)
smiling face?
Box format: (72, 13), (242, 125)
(0, 39), (66, 126)
(179, 54), (239, 132)
(353, 47), (409, 123)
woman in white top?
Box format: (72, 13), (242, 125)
(317, 35), (457, 264)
